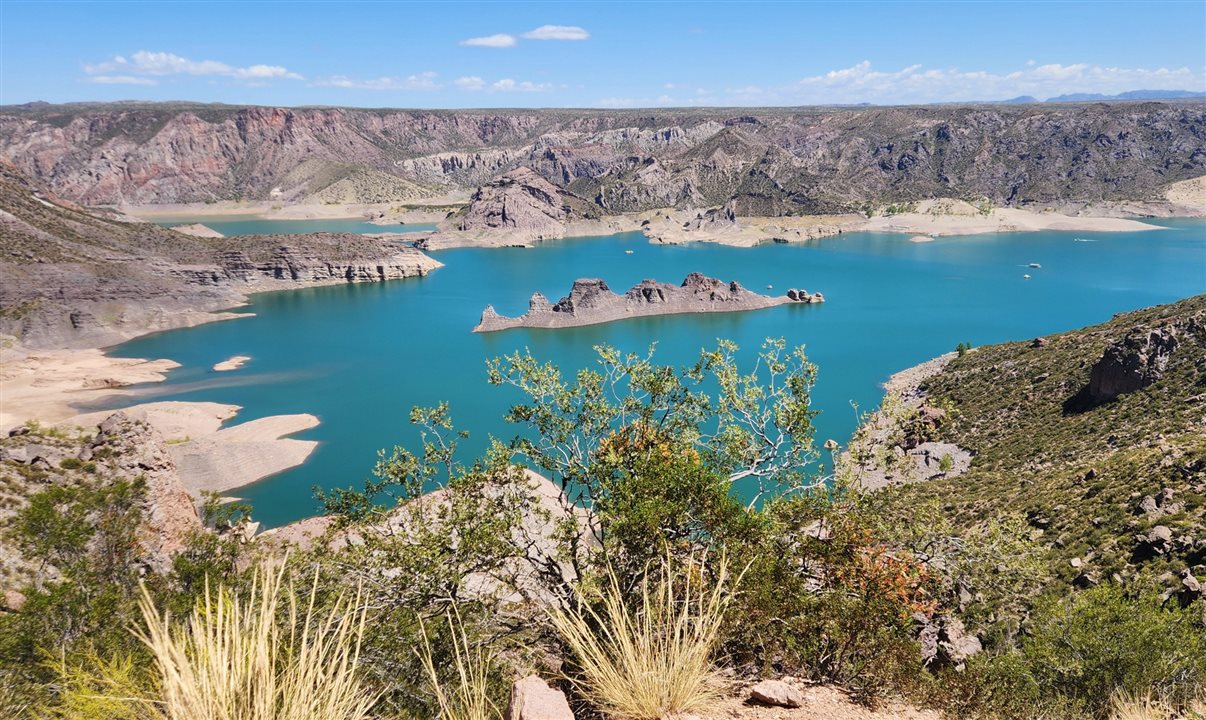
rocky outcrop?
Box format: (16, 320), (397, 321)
(916, 613), (983, 669)
(91, 412), (203, 571)
(1088, 325), (1181, 404)
(0, 411), (202, 583)
(474, 272), (817, 332)
(421, 167), (600, 247)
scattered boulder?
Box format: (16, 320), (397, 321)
(507, 675), (574, 720)
(1136, 488), (1182, 518)
(1088, 326), (1179, 404)
(747, 679), (806, 708)
(1031, 337), (1048, 348)
(1137, 525), (1174, 556)
(916, 614), (982, 668)
(3, 590), (26, 613)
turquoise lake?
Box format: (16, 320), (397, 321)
(152, 215), (436, 236)
(107, 219), (1206, 528)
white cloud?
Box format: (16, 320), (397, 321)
(592, 94), (706, 108)
(313, 72), (440, 91)
(521, 25), (590, 41)
(490, 78), (553, 92)
(460, 33), (517, 48)
(454, 76), (486, 90)
(787, 60), (1206, 104)
(595, 97), (636, 108)
(83, 50), (303, 82)
(85, 75), (158, 86)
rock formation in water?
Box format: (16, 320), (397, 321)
(473, 272), (822, 332)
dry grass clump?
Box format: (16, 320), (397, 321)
(547, 553), (737, 720)
(417, 609), (500, 720)
(1107, 690), (1206, 720)
(135, 562), (378, 720)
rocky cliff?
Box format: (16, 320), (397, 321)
(473, 272), (821, 332)
(0, 162), (441, 348)
(0, 411), (202, 586)
(2, 102), (1203, 214)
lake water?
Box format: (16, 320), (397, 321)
(107, 219), (1206, 528)
(153, 215), (436, 236)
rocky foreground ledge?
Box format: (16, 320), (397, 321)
(473, 272), (823, 333)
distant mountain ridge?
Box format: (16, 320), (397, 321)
(0, 100), (1203, 214)
(1043, 89), (1206, 102)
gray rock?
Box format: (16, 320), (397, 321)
(916, 613), (982, 668)
(1138, 525), (1174, 555)
(1089, 326), (1179, 404)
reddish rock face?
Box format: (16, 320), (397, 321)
(2, 104), (1203, 211)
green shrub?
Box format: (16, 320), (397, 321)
(1022, 585), (1206, 717)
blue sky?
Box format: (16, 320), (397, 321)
(2, 1), (1204, 108)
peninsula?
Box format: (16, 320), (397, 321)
(472, 272), (823, 332)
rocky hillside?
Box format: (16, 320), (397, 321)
(853, 295), (1206, 607)
(0, 162), (441, 348)
(0, 412), (201, 592)
(2, 102), (1203, 213)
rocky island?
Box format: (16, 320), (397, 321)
(473, 272), (823, 332)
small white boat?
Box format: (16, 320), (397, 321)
(1028, 262), (1042, 268)
(624, 249), (634, 255)
(1023, 274), (1031, 279)
(767, 284), (773, 289)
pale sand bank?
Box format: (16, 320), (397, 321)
(63, 401), (239, 442)
(1, 346), (319, 496)
(909, 235), (935, 243)
(170, 223), (224, 238)
(0, 347), (180, 430)
(63, 401), (318, 496)
(861, 199), (1162, 237)
(1165, 175), (1206, 214)
(170, 413), (319, 495)
(213, 355), (251, 372)
(119, 193), (469, 223)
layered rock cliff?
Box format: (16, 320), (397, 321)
(2, 102), (1203, 214)
(473, 272), (820, 332)
(0, 162), (441, 348)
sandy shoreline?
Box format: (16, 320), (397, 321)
(0, 346), (319, 498)
(119, 194), (466, 224)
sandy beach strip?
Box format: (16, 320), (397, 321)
(0, 347), (181, 430)
(860, 206), (1161, 236)
(2, 346), (320, 497)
